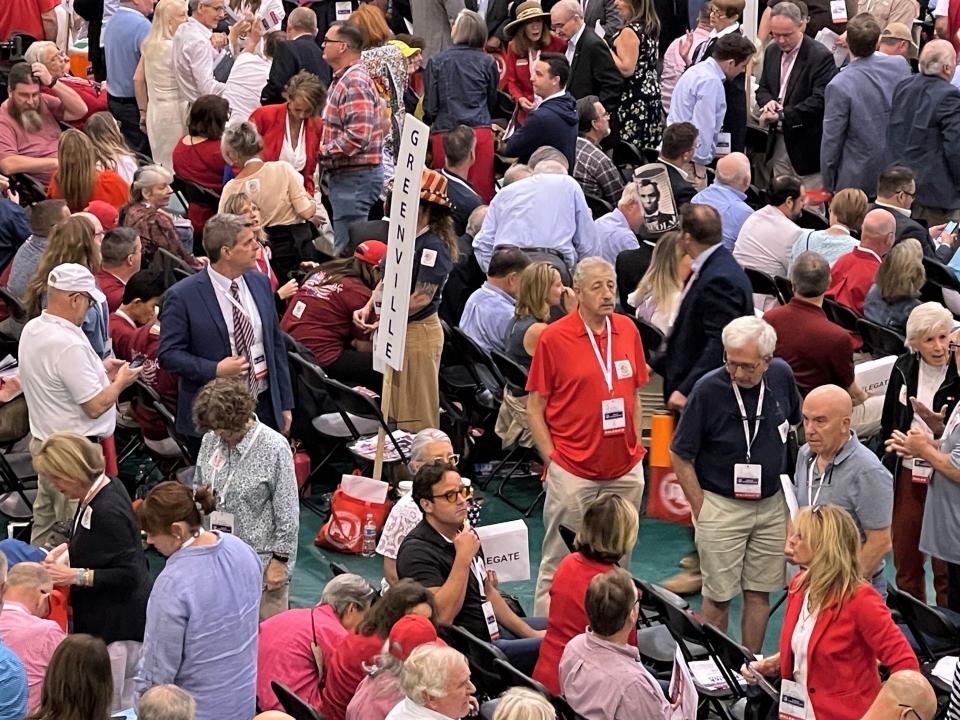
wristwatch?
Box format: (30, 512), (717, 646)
(48, 76), (58, 88)
(271, 553), (289, 563)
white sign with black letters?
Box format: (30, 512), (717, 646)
(475, 520), (530, 582)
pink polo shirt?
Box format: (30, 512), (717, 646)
(0, 95), (63, 186)
(257, 604), (348, 711)
(0, 601), (65, 713)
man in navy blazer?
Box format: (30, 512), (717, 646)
(661, 204), (753, 412)
(159, 214), (294, 438)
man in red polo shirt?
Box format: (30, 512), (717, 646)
(827, 209), (896, 315)
(527, 256), (648, 615)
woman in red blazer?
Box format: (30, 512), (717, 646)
(249, 71), (325, 196)
(502, 1), (567, 125)
(745, 505), (918, 720)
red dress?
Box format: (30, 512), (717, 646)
(171, 137), (226, 236)
(47, 169), (129, 212)
(502, 34), (568, 125)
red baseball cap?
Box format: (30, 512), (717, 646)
(354, 240), (388, 266)
(387, 615), (444, 661)
(83, 201), (119, 231)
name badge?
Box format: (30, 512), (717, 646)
(779, 679), (811, 719)
(734, 463), (762, 499)
(209, 448), (226, 471)
(779, 420), (790, 444)
(81, 505), (93, 530)
(615, 360), (632, 380)
(250, 342), (269, 380)
(715, 132), (732, 156)
(830, 0), (847, 22)
(912, 458), (932, 484)
(482, 600), (501, 641)
(601, 397), (626, 435)
(292, 300), (306, 319)
(898, 385), (908, 406)
(210, 510), (235, 534)
(335, 1), (353, 20)
(421, 248), (437, 268)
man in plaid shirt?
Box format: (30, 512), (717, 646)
(572, 95), (623, 207)
(318, 20), (386, 255)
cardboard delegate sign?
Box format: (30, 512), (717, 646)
(475, 520), (530, 582)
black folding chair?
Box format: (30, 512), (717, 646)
(172, 174), (221, 212)
(147, 392), (198, 469)
(921, 256), (960, 305)
(0, 285), (25, 323)
(631, 316), (665, 365)
(702, 623), (779, 703)
(886, 585), (960, 663)
(156, 247), (197, 276)
(744, 267), (787, 306)
(449, 328), (504, 413)
(559, 523), (577, 553)
(7, 173), (46, 207)
(439, 625), (509, 701)
(796, 208), (829, 231)
(774, 275), (794, 303)
(583, 192), (614, 220)
(494, 90), (517, 122)
(856, 318), (906, 358)
(822, 297), (860, 333)
(0, 452), (37, 531)
(270, 681), (324, 720)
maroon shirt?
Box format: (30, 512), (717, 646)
(764, 298), (855, 395)
(280, 273), (372, 367)
(96, 270), (125, 313)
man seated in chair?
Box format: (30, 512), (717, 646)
(396, 462), (546, 675)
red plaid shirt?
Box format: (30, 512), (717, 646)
(320, 62), (385, 170)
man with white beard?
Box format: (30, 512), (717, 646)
(0, 62), (86, 186)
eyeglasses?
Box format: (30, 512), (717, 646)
(322, 36), (346, 46)
(898, 188), (916, 199)
(949, 342), (960, 353)
(723, 352), (770, 374)
(430, 485), (474, 504)
(898, 705), (922, 720)
(430, 453), (461, 466)
(709, 5), (721, 14)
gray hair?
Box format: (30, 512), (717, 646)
(503, 164), (532, 185)
(451, 10), (488, 48)
(770, 1), (802, 23)
(132, 164), (174, 203)
(466, 206), (488, 237)
(287, 7), (318, 34)
(24, 40), (57, 66)
(790, 251), (830, 298)
(573, 256), (615, 288)
(188, 0), (218, 10)
(409, 428), (452, 472)
(528, 146), (569, 172)
(139, 685), (197, 720)
(202, 213), (249, 261)
(551, 0), (584, 19)
(905, 302), (955, 351)
(320, 573), (376, 617)
(493, 688), (557, 720)
(221, 122), (264, 165)
(722, 316), (777, 357)
(400, 644), (469, 706)
(7, 562), (52, 590)
(919, 39), (957, 76)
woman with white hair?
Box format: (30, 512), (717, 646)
(880, 301), (958, 606)
(385, 644), (477, 719)
(135, 0), (190, 170)
(377, 428), (457, 588)
(123, 165), (203, 270)
(492, 688), (556, 720)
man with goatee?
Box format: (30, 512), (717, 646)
(0, 62), (86, 186)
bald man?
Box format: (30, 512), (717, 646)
(826, 209), (896, 315)
(691, 152), (754, 250)
(862, 670), (937, 720)
(793, 384), (894, 595)
(887, 39), (960, 225)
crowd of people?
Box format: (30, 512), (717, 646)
(3, 0), (960, 716)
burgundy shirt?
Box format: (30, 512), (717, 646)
(96, 270), (125, 313)
(764, 298), (855, 395)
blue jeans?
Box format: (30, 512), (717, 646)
(493, 616), (547, 676)
(327, 165), (384, 255)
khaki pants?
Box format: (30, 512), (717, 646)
(260, 573), (290, 621)
(533, 459), (645, 616)
(391, 314), (443, 433)
(29, 437), (78, 545)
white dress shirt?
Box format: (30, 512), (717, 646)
(224, 52), (272, 128)
(733, 204), (804, 278)
(385, 699), (458, 720)
(565, 23), (586, 64)
(207, 266), (265, 358)
(172, 17), (227, 103)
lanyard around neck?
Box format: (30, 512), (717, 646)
(806, 456), (833, 507)
(732, 382), (764, 463)
(582, 314), (613, 393)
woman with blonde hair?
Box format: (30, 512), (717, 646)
(744, 505), (918, 719)
(505, 262), (574, 369)
(123, 165), (202, 270)
(533, 494), (640, 695)
(36, 433), (151, 711)
(610, 0), (661, 148)
(221, 192), (297, 300)
(47, 130), (130, 212)
(134, 0), (190, 170)
(628, 231), (690, 333)
(865, 237), (925, 332)
(502, 1), (566, 124)
(790, 188), (867, 267)
(84, 112), (139, 184)
(493, 688), (556, 720)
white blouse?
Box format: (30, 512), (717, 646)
(790, 591), (819, 718)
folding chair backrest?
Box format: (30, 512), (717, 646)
(922, 256), (960, 293)
(889, 585), (960, 661)
(702, 623), (778, 700)
(797, 208), (829, 231)
(642, 582), (705, 658)
(631, 317), (665, 363)
(774, 275), (794, 303)
(856, 318), (906, 359)
(492, 658), (552, 698)
(439, 625), (508, 699)
(490, 350), (529, 396)
(451, 328), (505, 389)
(172, 175), (220, 210)
(0, 285), (26, 322)
(150, 397), (197, 466)
(559, 524), (577, 554)
(270, 681), (324, 720)
(744, 268), (785, 305)
(583, 192), (614, 220)
(319, 374), (410, 466)
(822, 297), (860, 333)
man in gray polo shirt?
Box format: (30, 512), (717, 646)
(793, 384), (893, 595)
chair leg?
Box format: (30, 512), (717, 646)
(494, 447), (542, 516)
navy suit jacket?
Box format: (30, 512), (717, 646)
(261, 35), (325, 105)
(158, 268), (294, 436)
(662, 245), (753, 400)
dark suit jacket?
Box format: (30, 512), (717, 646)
(662, 245), (753, 399)
(869, 202), (950, 262)
(663, 162), (696, 207)
(158, 269), (294, 436)
(756, 35), (837, 177)
(261, 34), (325, 105)
(616, 240), (656, 312)
(566, 26), (623, 114)
(466, 0), (509, 40)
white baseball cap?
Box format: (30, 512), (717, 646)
(47, 263), (106, 304)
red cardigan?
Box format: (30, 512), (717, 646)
(249, 103), (322, 196)
(502, 34), (568, 124)
(779, 575), (918, 720)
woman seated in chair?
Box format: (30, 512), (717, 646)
(627, 231), (689, 334)
(864, 238), (925, 334)
(789, 188), (866, 270)
(84, 111), (139, 185)
(47, 129), (130, 212)
(280, 240), (386, 392)
(171, 95), (229, 238)
(219, 122), (319, 282)
(123, 165), (202, 271)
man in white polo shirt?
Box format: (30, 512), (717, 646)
(19, 263), (141, 544)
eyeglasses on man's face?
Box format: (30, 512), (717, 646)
(722, 352), (769, 374)
(322, 35), (346, 46)
(430, 485), (473, 504)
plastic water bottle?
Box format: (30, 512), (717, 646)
(362, 513), (377, 557)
